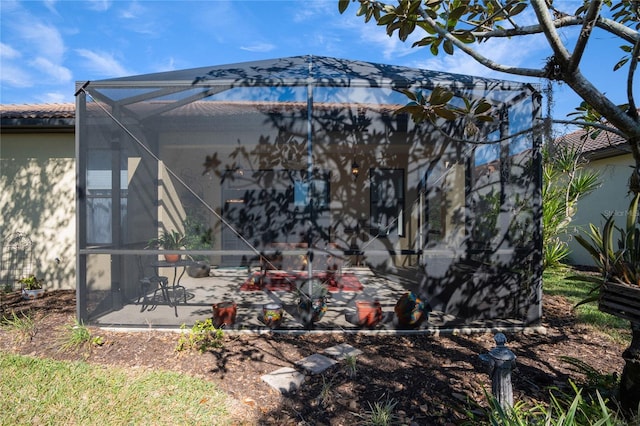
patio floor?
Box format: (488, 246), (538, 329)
(91, 266), (534, 332)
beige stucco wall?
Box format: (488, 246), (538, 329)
(566, 153), (635, 266)
(0, 132), (76, 290)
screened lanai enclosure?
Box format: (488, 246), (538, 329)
(76, 56), (542, 330)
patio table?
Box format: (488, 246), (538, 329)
(152, 259), (195, 306)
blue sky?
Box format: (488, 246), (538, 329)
(0, 0), (633, 127)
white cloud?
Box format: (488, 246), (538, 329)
(86, 0), (112, 12)
(43, 0), (59, 15)
(357, 23), (415, 61)
(16, 21), (66, 62)
(149, 56), (181, 73)
(120, 1), (144, 19)
(333, 10), (415, 61)
(240, 43), (276, 53)
(117, 1), (159, 36)
(291, 0), (333, 23)
(0, 42), (21, 59)
(30, 57), (73, 83)
(0, 63), (34, 88)
(40, 91), (72, 104)
(75, 49), (130, 77)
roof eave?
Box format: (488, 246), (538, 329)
(583, 145), (632, 161)
(1, 118), (75, 133)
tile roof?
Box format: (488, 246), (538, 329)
(556, 125), (629, 160)
(1, 103), (76, 130)
(0, 103), (75, 119)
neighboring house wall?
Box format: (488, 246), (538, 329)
(566, 152), (635, 266)
(0, 132), (76, 289)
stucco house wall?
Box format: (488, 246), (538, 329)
(1, 104), (76, 290)
(560, 126), (634, 267)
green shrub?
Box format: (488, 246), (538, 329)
(57, 319), (104, 355)
(1, 311), (37, 342)
(176, 318), (223, 353)
(359, 394), (399, 426)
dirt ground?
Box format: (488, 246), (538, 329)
(0, 289), (630, 425)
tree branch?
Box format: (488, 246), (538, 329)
(415, 8), (546, 78)
(530, 0), (571, 67)
(628, 39), (639, 116)
(550, 119), (627, 137)
(564, 69), (640, 140)
(475, 16), (637, 45)
(595, 17), (639, 44)
(568, 0), (602, 74)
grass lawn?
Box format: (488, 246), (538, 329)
(543, 268), (631, 344)
(0, 353), (234, 425)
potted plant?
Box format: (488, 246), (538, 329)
(212, 300), (237, 328)
(262, 303), (285, 328)
(184, 214), (214, 277)
(355, 299), (383, 328)
(147, 230), (186, 262)
(17, 275), (45, 300)
(296, 278), (328, 327)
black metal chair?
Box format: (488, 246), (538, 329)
(137, 256), (170, 310)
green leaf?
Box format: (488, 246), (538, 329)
(448, 5), (467, 22)
(338, 0), (350, 14)
(428, 86), (453, 105)
(474, 101), (492, 114)
(509, 3), (528, 17)
(434, 107), (457, 120)
(626, 193), (640, 232)
(476, 115), (494, 122)
(454, 31), (476, 44)
(408, 0), (421, 14)
(417, 21), (437, 34)
(443, 38), (454, 54)
(378, 13), (396, 26)
(400, 89), (417, 101)
(614, 57), (629, 71)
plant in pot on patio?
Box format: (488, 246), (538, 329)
(574, 193), (640, 415)
(184, 214), (214, 278)
(18, 275), (45, 300)
(147, 230), (186, 263)
(296, 278), (328, 328)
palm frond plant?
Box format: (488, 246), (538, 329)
(573, 193), (640, 306)
(542, 142), (600, 269)
(147, 230), (187, 262)
(147, 230), (187, 250)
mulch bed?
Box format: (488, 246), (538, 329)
(0, 289), (631, 425)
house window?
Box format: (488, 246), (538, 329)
(370, 168), (404, 237)
(86, 151), (127, 245)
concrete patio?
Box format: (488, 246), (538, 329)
(94, 265), (537, 333)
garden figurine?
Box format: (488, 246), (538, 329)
(479, 333), (516, 410)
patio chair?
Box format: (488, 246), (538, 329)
(137, 256), (170, 308)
